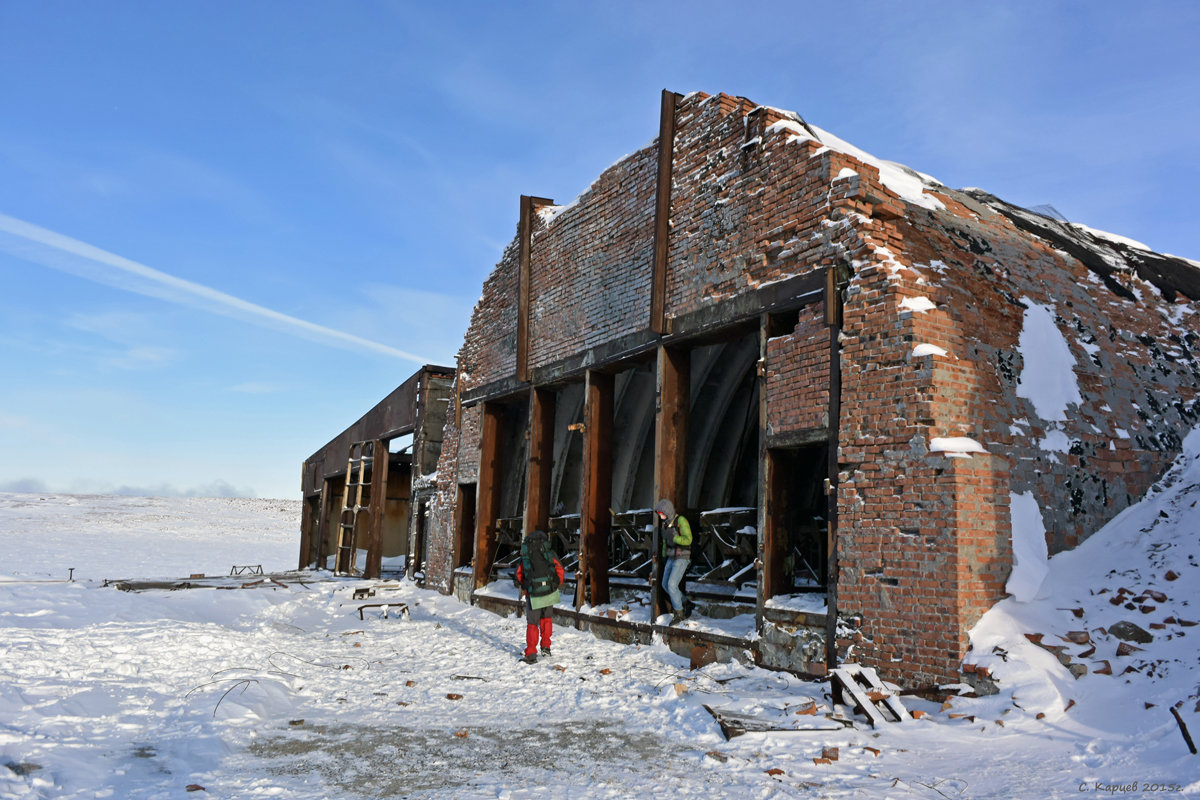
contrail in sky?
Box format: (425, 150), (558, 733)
(0, 212), (432, 365)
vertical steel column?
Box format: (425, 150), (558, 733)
(578, 370), (613, 607)
(652, 344), (689, 618)
(755, 316), (772, 635)
(525, 387), (556, 535)
(473, 403), (505, 590)
(299, 476), (315, 570)
(650, 90), (680, 335)
(517, 195), (553, 384)
(315, 481), (332, 570)
(825, 267), (844, 671)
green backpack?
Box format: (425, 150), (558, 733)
(521, 530), (560, 609)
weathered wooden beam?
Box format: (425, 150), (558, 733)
(517, 195), (554, 383)
(652, 344), (689, 617)
(764, 426), (834, 449)
(762, 449), (789, 602)
(650, 89), (680, 335)
(525, 387), (556, 535)
(473, 403), (505, 590)
(579, 370), (613, 607)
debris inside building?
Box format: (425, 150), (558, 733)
(299, 90), (1199, 689)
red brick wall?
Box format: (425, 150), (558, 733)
(766, 305), (830, 435)
(422, 89), (1198, 688)
(529, 150), (658, 367)
(425, 385), (480, 594)
(667, 94), (840, 313)
(458, 236), (521, 388)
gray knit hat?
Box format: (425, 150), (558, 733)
(654, 498), (675, 518)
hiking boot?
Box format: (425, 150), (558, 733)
(540, 646), (552, 656)
(670, 610), (685, 624)
(519, 653), (538, 664)
(683, 599), (694, 619)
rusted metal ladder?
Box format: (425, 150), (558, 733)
(334, 441), (373, 575)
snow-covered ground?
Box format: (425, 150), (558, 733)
(2, 438), (1198, 798)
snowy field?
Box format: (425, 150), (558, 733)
(2, 438), (1199, 799)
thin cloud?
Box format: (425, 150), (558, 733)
(228, 381), (284, 394)
(0, 213), (433, 365)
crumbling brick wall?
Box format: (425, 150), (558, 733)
(458, 237), (522, 387)
(529, 151), (658, 367)
(831, 168), (1198, 684)
(766, 305), (830, 434)
(667, 95), (846, 312)
(423, 88), (1198, 688)
(425, 385), (481, 594)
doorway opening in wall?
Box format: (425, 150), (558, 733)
(410, 499), (429, 586)
(547, 382), (584, 580)
(765, 443), (830, 609)
(454, 483), (477, 590)
(684, 330), (761, 616)
(472, 397), (530, 593)
(378, 437), (413, 577)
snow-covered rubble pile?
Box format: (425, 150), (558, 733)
(962, 426), (1200, 770)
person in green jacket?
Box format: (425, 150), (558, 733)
(655, 498), (693, 623)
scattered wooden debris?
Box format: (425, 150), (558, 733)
(445, 693), (463, 701)
(830, 665), (911, 726)
(1170, 705), (1197, 755)
(702, 704), (850, 739)
(357, 602), (409, 620)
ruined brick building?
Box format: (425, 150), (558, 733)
(309, 90), (1199, 688)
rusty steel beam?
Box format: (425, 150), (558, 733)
(301, 365), (454, 498)
(473, 403), (505, 590)
(461, 273), (825, 409)
(825, 270), (844, 672)
(524, 387), (555, 535)
(517, 195), (554, 384)
(652, 344), (689, 618)
(313, 480), (333, 569)
(651, 89), (681, 334)
(578, 370), (613, 607)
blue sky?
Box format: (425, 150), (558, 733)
(1, 1), (1197, 500)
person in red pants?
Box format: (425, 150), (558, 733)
(514, 529), (565, 664)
